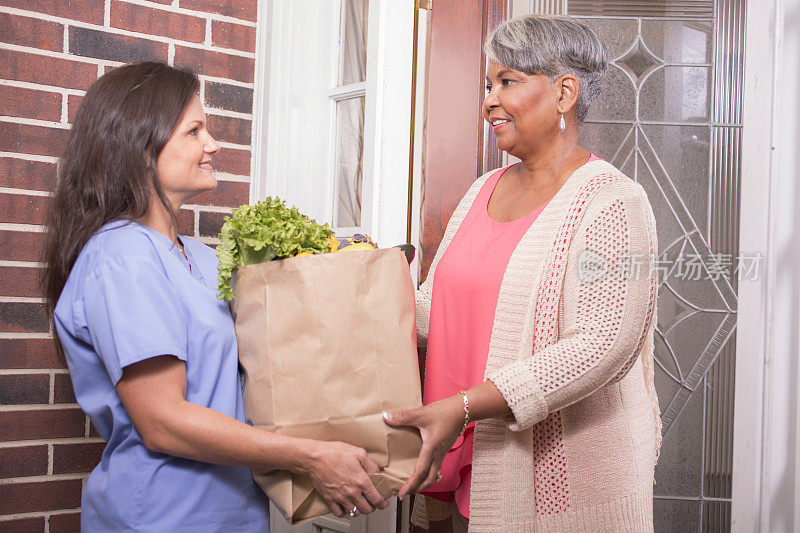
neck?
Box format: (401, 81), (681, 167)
(512, 131), (589, 192)
(138, 193), (181, 245)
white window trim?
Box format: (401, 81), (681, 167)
(251, 0), (415, 249)
(734, 0), (800, 530)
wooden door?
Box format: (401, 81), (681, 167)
(419, 0), (507, 279)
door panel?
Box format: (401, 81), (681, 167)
(512, 1), (744, 530)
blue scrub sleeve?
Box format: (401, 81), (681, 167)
(81, 255), (189, 384)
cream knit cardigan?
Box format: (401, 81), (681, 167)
(414, 160), (661, 532)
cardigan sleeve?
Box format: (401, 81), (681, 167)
(487, 184), (658, 431)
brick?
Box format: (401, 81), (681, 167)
(0, 479), (82, 514)
(0, 266), (45, 298)
(0, 373), (50, 405)
(0, 123), (69, 158)
(49, 513), (81, 532)
(53, 442), (105, 474)
(0, 230), (46, 262)
(174, 46), (254, 84)
(0, 0), (105, 25)
(209, 147), (250, 176)
(207, 113), (251, 145)
(0, 12), (62, 52)
(0, 516), (46, 532)
(53, 373), (76, 404)
(178, 207), (195, 236)
(0, 339), (63, 369)
(0, 302), (49, 333)
(0, 85), (61, 123)
(0, 157), (56, 192)
(198, 210), (228, 237)
(0, 193), (49, 225)
(0, 49), (97, 91)
(204, 81), (253, 114)
(67, 94), (83, 123)
(0, 445), (48, 478)
(212, 20), (256, 53)
(192, 180), (249, 207)
(0, 408), (85, 441)
(180, 0), (257, 22)
(89, 422), (101, 438)
(69, 27), (168, 63)
(111, 1), (205, 44)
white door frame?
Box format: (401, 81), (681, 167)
(733, 0), (800, 530)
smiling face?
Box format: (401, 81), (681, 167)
(483, 61), (564, 159)
(155, 94), (220, 208)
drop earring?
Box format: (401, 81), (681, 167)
(559, 114), (566, 131)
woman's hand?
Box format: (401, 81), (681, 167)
(299, 440), (389, 518)
(383, 396), (465, 498)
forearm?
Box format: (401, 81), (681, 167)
(144, 400), (315, 474)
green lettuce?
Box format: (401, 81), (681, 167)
(215, 197), (334, 301)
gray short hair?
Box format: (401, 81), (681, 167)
(484, 15), (608, 123)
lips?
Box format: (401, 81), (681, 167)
(490, 117), (510, 130)
(199, 160), (213, 170)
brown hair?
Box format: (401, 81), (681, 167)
(41, 62), (199, 358)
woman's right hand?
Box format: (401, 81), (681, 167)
(299, 440), (389, 518)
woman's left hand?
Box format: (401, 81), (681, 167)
(383, 396), (465, 498)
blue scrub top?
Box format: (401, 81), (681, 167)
(53, 219), (269, 532)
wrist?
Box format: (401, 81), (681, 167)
(286, 438), (321, 475)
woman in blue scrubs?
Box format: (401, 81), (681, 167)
(41, 62), (387, 532)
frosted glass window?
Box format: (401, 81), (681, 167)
(334, 97), (365, 227)
(340, 0), (369, 85)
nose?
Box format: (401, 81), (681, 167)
(483, 86), (499, 116)
(204, 132), (221, 154)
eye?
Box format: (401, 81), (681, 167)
(189, 127), (199, 136)
(485, 84), (492, 92)
(501, 78), (514, 86)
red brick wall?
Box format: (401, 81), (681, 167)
(0, 1), (257, 529)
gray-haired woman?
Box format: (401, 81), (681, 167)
(384, 14), (661, 532)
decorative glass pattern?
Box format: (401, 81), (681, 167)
(562, 1), (744, 530)
(567, 0), (714, 18)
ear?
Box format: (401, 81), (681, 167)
(556, 73), (580, 115)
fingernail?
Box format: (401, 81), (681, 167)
(382, 412), (391, 421)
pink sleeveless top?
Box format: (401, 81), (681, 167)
(421, 156), (599, 517)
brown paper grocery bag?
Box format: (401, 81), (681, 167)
(230, 247), (423, 525)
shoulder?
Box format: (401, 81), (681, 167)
(54, 220), (164, 332)
(579, 161), (652, 215)
(77, 220), (165, 276)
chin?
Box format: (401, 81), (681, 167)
(199, 176), (218, 192)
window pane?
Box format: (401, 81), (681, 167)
(340, 0), (369, 85)
(335, 97), (365, 227)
